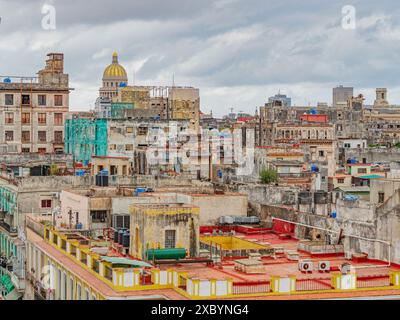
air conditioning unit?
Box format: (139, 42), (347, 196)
(298, 260), (313, 273)
(318, 261), (330, 272)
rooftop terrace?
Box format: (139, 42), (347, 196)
(25, 216), (400, 300)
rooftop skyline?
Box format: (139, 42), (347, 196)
(1, 0), (400, 116)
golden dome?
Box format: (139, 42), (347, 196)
(102, 52), (127, 79)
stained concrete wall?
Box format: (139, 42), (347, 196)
(345, 148), (400, 163)
(130, 206), (200, 259)
(187, 194), (247, 225)
(225, 183), (298, 216)
(335, 198), (375, 223)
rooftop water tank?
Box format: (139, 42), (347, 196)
(3, 77), (11, 83)
(118, 229), (125, 245)
(122, 230), (130, 248)
(135, 187), (147, 196)
(95, 174), (109, 187)
(113, 229), (119, 243)
(298, 191), (312, 204)
(75, 170), (85, 176)
(146, 248), (186, 261)
(314, 191), (327, 204)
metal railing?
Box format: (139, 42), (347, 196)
(296, 278), (333, 291)
(232, 281), (271, 295)
(356, 275), (391, 288)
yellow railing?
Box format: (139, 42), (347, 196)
(40, 227), (400, 299)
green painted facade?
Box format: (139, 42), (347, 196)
(0, 186), (17, 216)
(111, 102), (134, 119)
(0, 270), (15, 296)
(64, 118), (108, 162)
(0, 232), (16, 258)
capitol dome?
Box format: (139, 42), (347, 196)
(102, 52), (127, 82)
(100, 52), (128, 99)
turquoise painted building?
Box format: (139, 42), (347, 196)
(64, 118), (108, 163)
(0, 232), (17, 258)
(0, 186), (17, 216)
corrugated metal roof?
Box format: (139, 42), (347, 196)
(100, 256), (153, 268)
(358, 174), (385, 179)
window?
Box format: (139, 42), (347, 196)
(77, 284), (81, 300)
(318, 150), (324, 157)
(5, 112), (14, 124)
(54, 131), (63, 143)
(22, 112), (30, 124)
(22, 94), (30, 105)
(109, 144), (116, 151)
(125, 144), (133, 151)
(126, 127), (133, 133)
(5, 131), (14, 141)
(138, 127), (148, 135)
(5, 94), (13, 106)
(165, 230), (176, 248)
(69, 278), (74, 300)
(38, 148), (46, 154)
(337, 178), (345, 184)
(344, 143), (350, 148)
(38, 113), (46, 125)
(38, 131), (47, 142)
(357, 168), (367, 174)
(112, 215), (130, 229)
(54, 113), (63, 126)
(41, 199), (52, 208)
(378, 192), (385, 203)
(90, 210), (107, 223)
(22, 131), (30, 142)
(38, 95), (46, 106)
(22, 147), (30, 153)
(54, 95), (63, 106)
(110, 165), (117, 175)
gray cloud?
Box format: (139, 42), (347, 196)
(1, 0), (400, 115)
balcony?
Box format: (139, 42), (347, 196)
(0, 220), (17, 235)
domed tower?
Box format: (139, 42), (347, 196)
(99, 52), (128, 99)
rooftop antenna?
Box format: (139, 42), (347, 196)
(172, 73), (175, 87)
(133, 69), (135, 86)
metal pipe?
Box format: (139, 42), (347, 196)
(271, 217), (391, 268)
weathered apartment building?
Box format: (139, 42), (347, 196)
(0, 53), (71, 154)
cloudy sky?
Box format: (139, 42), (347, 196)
(0, 0), (400, 116)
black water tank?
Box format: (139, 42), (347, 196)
(113, 229), (119, 243)
(122, 230), (130, 248)
(314, 191), (327, 204)
(298, 191), (312, 204)
(118, 229), (125, 245)
(96, 174), (109, 187)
